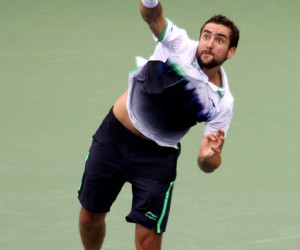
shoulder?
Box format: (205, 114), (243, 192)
(159, 19), (197, 46)
(151, 19), (198, 63)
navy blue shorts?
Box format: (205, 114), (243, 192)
(78, 108), (181, 233)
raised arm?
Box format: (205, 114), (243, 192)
(140, 0), (166, 39)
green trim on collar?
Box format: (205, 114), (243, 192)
(217, 89), (224, 98)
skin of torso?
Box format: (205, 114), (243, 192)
(113, 90), (149, 139)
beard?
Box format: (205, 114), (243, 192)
(197, 52), (227, 69)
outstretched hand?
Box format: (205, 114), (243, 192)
(198, 129), (225, 173)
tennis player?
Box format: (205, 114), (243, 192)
(78, 0), (239, 249)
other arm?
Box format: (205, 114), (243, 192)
(197, 129), (225, 173)
(140, 0), (166, 39)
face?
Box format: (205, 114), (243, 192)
(197, 23), (236, 69)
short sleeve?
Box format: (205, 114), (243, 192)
(204, 99), (234, 136)
(150, 19), (198, 65)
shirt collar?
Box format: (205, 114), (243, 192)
(193, 58), (227, 98)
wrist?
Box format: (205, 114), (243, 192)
(141, 0), (159, 8)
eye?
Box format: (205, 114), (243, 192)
(216, 38), (225, 44)
(203, 34), (210, 40)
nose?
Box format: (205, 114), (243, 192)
(206, 38), (213, 49)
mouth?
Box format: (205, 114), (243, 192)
(202, 50), (214, 56)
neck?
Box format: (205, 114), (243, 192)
(202, 66), (223, 87)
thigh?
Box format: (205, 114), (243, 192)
(78, 139), (126, 213)
(125, 143), (180, 233)
(127, 178), (175, 234)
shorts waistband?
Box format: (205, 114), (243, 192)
(107, 107), (177, 152)
(109, 107), (156, 145)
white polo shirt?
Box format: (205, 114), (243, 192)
(127, 19), (234, 147)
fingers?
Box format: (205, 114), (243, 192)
(206, 134), (217, 141)
(214, 130), (225, 146)
(209, 130), (224, 154)
(210, 140), (223, 154)
(207, 131), (224, 142)
(217, 129), (225, 139)
(211, 146), (221, 154)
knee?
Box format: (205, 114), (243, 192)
(136, 224), (162, 250)
(141, 238), (162, 250)
(79, 207), (106, 227)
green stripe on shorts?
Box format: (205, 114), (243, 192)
(157, 181), (174, 234)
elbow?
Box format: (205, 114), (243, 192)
(140, 2), (163, 24)
(139, 2), (166, 39)
(199, 165), (216, 174)
(197, 155), (221, 173)
(198, 161), (217, 173)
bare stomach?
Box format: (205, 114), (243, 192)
(113, 91), (149, 140)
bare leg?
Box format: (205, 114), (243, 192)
(135, 224), (163, 250)
(79, 207), (106, 250)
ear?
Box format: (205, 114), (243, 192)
(226, 47), (236, 59)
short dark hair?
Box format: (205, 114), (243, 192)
(200, 15), (240, 48)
